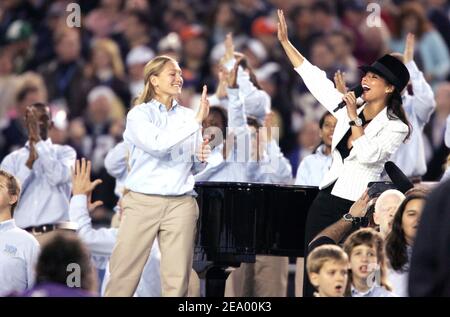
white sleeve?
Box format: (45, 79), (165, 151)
(405, 61), (436, 126)
(69, 195), (117, 255)
(351, 121), (409, 165)
(294, 59), (344, 118)
(295, 159), (311, 186)
(34, 142), (76, 186)
(224, 58), (257, 98)
(123, 107), (201, 157)
(104, 141), (129, 180)
(254, 140), (293, 184)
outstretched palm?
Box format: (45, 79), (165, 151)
(277, 9), (289, 43)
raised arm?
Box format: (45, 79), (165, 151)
(403, 34), (436, 125)
(124, 86), (210, 157)
(70, 159), (117, 255)
(104, 141), (129, 181)
(226, 58), (249, 130)
(277, 9), (343, 115)
(277, 9), (304, 68)
(253, 113), (292, 183)
(124, 108), (200, 157)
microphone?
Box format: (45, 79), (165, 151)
(384, 161), (414, 194)
(333, 85), (364, 112)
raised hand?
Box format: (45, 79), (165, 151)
(216, 65), (229, 99)
(277, 9), (289, 44)
(224, 33), (235, 63)
(263, 111), (278, 141)
(227, 56), (243, 88)
(195, 85), (210, 123)
(403, 33), (415, 64)
(276, 9), (304, 68)
(71, 158), (103, 211)
(334, 70), (348, 94)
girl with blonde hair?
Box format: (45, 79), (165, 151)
(105, 55), (211, 297)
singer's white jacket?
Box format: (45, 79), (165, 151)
(294, 60), (409, 201)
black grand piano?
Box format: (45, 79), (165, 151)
(193, 182), (318, 297)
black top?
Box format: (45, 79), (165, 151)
(335, 111), (372, 160)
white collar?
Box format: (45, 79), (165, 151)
(0, 219), (16, 233)
(25, 138), (52, 149)
(351, 283), (376, 297)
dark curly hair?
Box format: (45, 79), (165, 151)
(385, 194), (426, 271)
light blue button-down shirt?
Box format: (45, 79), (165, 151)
(351, 284), (396, 297)
(0, 138), (76, 228)
(295, 144), (332, 186)
(196, 88), (292, 184)
(69, 195), (161, 297)
(390, 61), (436, 177)
(104, 141), (129, 198)
(123, 99), (203, 196)
(0, 219), (40, 296)
(194, 144), (250, 182)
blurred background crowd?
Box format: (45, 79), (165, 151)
(1, 0), (450, 225)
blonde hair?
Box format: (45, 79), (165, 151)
(91, 39), (125, 79)
(307, 244), (349, 275)
(134, 55), (178, 106)
(0, 170), (21, 216)
(87, 85), (125, 121)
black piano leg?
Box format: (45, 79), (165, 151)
(195, 265), (234, 297)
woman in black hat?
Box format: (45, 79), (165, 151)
(277, 9), (412, 295)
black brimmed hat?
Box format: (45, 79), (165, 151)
(359, 54), (410, 92)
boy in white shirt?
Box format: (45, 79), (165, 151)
(306, 244), (349, 297)
(0, 170), (40, 296)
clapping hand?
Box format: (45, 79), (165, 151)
(196, 137), (211, 162)
(195, 85), (210, 124)
(25, 107), (40, 169)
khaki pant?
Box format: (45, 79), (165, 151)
(225, 256), (288, 297)
(104, 191), (199, 297)
(295, 257), (304, 297)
